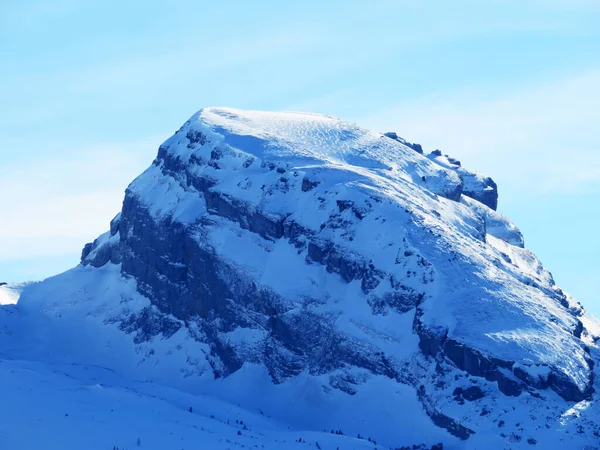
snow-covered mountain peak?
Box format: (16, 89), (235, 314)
(85, 106), (598, 403)
(161, 106), (466, 204)
(2, 107), (600, 449)
(189, 107), (419, 164)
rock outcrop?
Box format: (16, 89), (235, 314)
(427, 150), (499, 210)
(383, 133), (499, 210)
(384, 132), (424, 154)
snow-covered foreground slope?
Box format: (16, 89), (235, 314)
(0, 268), (449, 450)
(2, 267), (599, 449)
(1, 107), (600, 449)
(0, 358), (394, 450)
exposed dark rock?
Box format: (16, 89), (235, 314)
(513, 364), (549, 390)
(443, 339), (522, 397)
(417, 386), (475, 440)
(397, 444), (443, 450)
(426, 149), (499, 210)
(329, 373), (360, 395)
(413, 314), (447, 357)
(81, 233), (121, 268)
(379, 290), (423, 313)
(462, 174), (498, 211)
(462, 386), (485, 401)
(336, 199), (368, 220)
(574, 319), (584, 338)
(109, 213), (121, 236)
(384, 132), (424, 154)
(186, 129), (207, 147)
(301, 177), (319, 192)
(441, 181), (463, 202)
(118, 193), (271, 319)
(116, 306), (182, 344)
(203, 190), (285, 240)
(447, 157), (461, 167)
(414, 310), (594, 401)
(82, 170), (427, 390)
(81, 242), (93, 261)
(548, 368), (594, 402)
(306, 239), (396, 294)
(413, 310), (528, 398)
(496, 375), (523, 397)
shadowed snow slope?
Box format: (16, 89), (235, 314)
(1, 107), (600, 449)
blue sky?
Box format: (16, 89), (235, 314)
(1, 1), (598, 314)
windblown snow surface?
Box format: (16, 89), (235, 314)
(1, 107), (600, 450)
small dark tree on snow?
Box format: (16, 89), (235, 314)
(189, 406), (193, 413)
(136, 437), (141, 447)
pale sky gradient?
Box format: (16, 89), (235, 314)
(1, 1), (598, 314)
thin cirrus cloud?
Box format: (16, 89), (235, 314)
(0, 135), (166, 262)
(2, 26), (324, 98)
(72, 30), (323, 95)
(360, 69), (600, 196)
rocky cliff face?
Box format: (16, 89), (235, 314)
(74, 107), (600, 446)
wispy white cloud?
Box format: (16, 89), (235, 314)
(360, 70), (600, 196)
(2, 26), (324, 97)
(0, 135), (165, 261)
(530, 0), (600, 10)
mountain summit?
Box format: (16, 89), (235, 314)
(2, 107), (599, 449)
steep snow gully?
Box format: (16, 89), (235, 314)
(1, 107), (599, 450)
